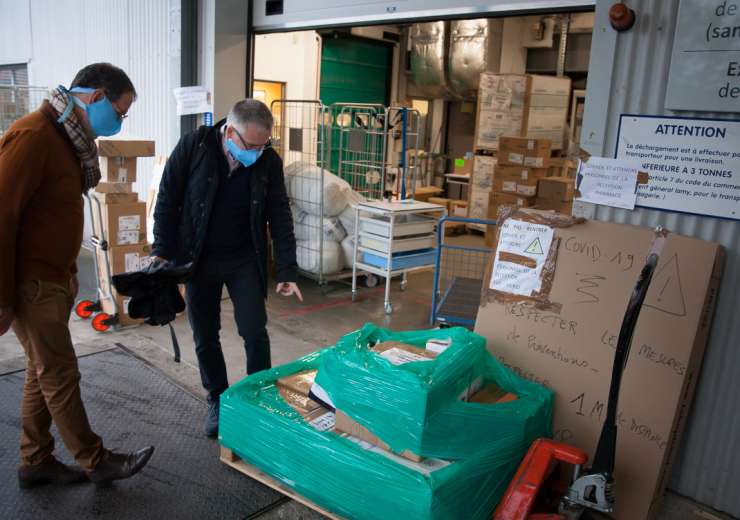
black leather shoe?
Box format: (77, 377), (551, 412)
(87, 446), (155, 488)
(18, 456), (88, 489)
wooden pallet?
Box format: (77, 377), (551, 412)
(219, 445), (349, 520)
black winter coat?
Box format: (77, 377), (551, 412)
(151, 120), (298, 297)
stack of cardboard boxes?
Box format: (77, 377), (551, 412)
(484, 137), (552, 245)
(92, 133), (155, 326)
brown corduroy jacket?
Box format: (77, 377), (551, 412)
(0, 100), (84, 308)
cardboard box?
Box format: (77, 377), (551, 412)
(96, 192), (139, 204)
(498, 137), (552, 169)
(472, 155), (496, 191)
(535, 197), (574, 214)
(100, 290), (143, 326)
(493, 164), (549, 197)
(100, 156), (137, 183)
(485, 228), (497, 247)
(95, 243), (152, 287)
(453, 157), (474, 175)
(97, 132), (155, 157)
(92, 201), (147, 246)
(277, 384), (321, 415)
(474, 215), (725, 520)
(408, 186), (444, 203)
(489, 191), (537, 208)
(428, 197), (453, 212)
(276, 369), (317, 396)
(451, 200), (468, 218)
(475, 73), (571, 151)
(94, 182), (133, 194)
(538, 177), (575, 201)
(335, 410), (424, 462)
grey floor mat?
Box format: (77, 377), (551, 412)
(0, 348), (284, 520)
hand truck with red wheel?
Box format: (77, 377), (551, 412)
(74, 192), (133, 332)
(493, 234), (663, 520)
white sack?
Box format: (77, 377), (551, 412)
(296, 239), (345, 275)
(284, 161), (351, 217)
(290, 205), (347, 243)
(337, 189), (372, 234)
(340, 234), (364, 267)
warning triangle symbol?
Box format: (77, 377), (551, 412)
(644, 253), (687, 316)
(524, 237), (544, 255)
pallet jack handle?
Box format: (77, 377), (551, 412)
(588, 251), (660, 478)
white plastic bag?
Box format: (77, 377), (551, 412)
(337, 190), (371, 234)
(296, 239), (345, 275)
(284, 161), (351, 217)
(340, 234), (363, 266)
(291, 205), (347, 243)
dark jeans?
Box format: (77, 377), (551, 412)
(185, 255), (270, 404)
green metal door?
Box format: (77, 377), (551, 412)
(320, 35), (391, 182)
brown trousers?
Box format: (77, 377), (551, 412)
(12, 279), (109, 472)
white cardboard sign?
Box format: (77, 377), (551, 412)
(575, 157), (641, 210)
(616, 114), (740, 221)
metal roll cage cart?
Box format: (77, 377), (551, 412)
(430, 216), (498, 327)
(272, 100), (421, 295)
(74, 192), (137, 332)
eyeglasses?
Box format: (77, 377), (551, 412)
(232, 127), (272, 152)
(110, 98), (129, 121)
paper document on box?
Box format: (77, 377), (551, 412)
(489, 220), (554, 296)
(575, 157), (641, 210)
(308, 411), (336, 432)
(380, 348), (432, 366)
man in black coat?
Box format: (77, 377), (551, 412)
(151, 99), (301, 436)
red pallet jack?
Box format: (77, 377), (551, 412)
(494, 244), (662, 520)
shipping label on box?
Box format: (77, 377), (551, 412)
(475, 216), (724, 520)
(493, 178), (538, 197)
(495, 164), (549, 184)
(472, 155), (496, 189)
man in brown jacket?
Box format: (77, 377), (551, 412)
(0, 63), (154, 489)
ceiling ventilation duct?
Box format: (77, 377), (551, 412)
(449, 19), (504, 100)
(409, 22), (454, 99)
(410, 19), (505, 100)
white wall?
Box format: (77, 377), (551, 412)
(254, 32), (321, 101)
(0, 0), (33, 66)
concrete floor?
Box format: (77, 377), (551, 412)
(0, 239), (735, 520)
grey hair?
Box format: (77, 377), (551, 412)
(226, 99), (274, 134)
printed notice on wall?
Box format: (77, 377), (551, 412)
(490, 220), (555, 296)
(173, 86), (212, 116)
(665, 0), (740, 112)
(575, 157), (641, 210)
(616, 115), (740, 221)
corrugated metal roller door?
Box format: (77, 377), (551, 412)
(251, 0), (595, 33)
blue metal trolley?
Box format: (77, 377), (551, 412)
(430, 216), (497, 327)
